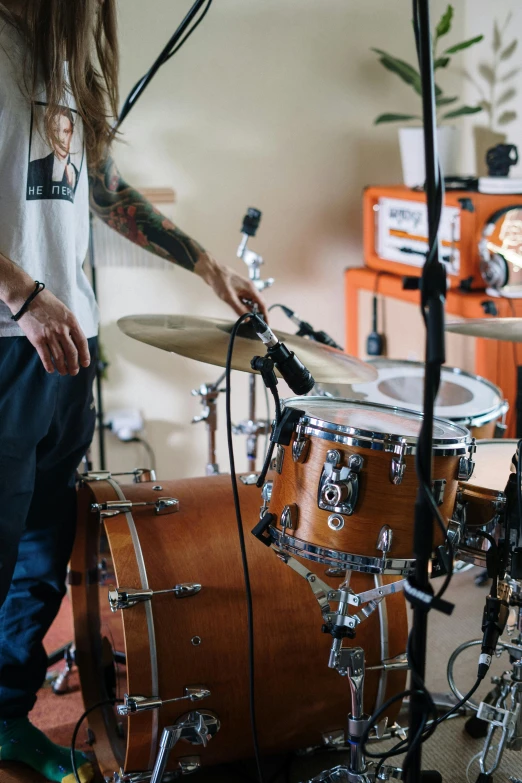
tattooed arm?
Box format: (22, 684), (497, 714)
(88, 156), (267, 319)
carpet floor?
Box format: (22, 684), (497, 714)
(0, 569), (521, 783)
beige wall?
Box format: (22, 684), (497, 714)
(94, 0), (488, 478)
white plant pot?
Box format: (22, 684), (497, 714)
(398, 126), (460, 188)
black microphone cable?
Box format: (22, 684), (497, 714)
(115, 0), (214, 130)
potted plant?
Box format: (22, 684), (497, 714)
(372, 4), (484, 187)
(465, 13), (519, 175)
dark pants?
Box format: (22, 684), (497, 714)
(0, 336), (97, 717)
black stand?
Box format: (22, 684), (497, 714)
(405, 2), (447, 781)
(88, 214), (108, 470)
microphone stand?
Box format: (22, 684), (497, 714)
(406, 2), (447, 781)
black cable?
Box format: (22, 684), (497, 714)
(71, 699), (122, 783)
(225, 312), (265, 783)
(116, 0), (213, 129)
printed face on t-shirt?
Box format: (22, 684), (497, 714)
(53, 114), (74, 161)
(26, 102), (84, 203)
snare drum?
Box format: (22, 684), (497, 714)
(450, 439), (518, 566)
(318, 359), (508, 439)
(266, 398), (472, 574)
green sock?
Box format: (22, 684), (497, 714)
(0, 717), (93, 783)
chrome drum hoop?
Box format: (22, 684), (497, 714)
(284, 397), (471, 457)
(269, 527), (417, 576)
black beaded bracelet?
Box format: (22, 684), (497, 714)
(11, 280), (46, 322)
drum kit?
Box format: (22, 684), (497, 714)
(65, 304), (522, 783)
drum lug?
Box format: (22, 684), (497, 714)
(390, 446), (406, 486)
(281, 503), (299, 532)
(260, 480), (273, 518)
(377, 525), (393, 555)
(431, 479), (447, 506)
(271, 445), (285, 474)
(292, 429), (311, 463)
(318, 450), (363, 516)
(458, 439), (477, 481)
(91, 497), (180, 518)
(108, 583), (202, 611)
(117, 686), (211, 716)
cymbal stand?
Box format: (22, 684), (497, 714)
(191, 373), (226, 475)
(470, 581), (522, 782)
(235, 207), (274, 472)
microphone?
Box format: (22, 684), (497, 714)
(252, 315), (315, 395)
(237, 207), (262, 259)
(279, 305), (343, 351)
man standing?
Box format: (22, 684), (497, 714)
(0, 2), (266, 781)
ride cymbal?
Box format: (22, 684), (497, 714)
(446, 318), (522, 342)
(117, 314), (378, 384)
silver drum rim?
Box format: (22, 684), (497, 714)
(321, 360), (508, 429)
(269, 526), (417, 575)
(284, 397), (471, 457)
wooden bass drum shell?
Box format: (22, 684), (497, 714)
(71, 475), (407, 779)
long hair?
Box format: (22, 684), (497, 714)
(2, 0), (119, 166)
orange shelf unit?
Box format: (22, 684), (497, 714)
(345, 266), (522, 437)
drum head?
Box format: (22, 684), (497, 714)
(466, 439), (518, 492)
(317, 359), (506, 427)
(285, 396), (469, 448)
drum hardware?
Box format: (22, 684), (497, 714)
(91, 497), (179, 517)
(112, 759), (201, 782)
(328, 514), (345, 532)
(117, 687), (211, 716)
(191, 378), (225, 476)
(82, 469), (157, 483)
(430, 479), (446, 506)
(366, 653), (409, 673)
(239, 473), (261, 485)
(273, 444), (285, 474)
(318, 451), (363, 516)
(149, 712), (220, 783)
(389, 449), (406, 486)
(377, 527), (393, 556)
(108, 583), (202, 611)
(264, 524), (419, 576)
(260, 480), (273, 517)
(191, 636), (202, 646)
(281, 503), (299, 531)
(458, 441), (477, 481)
(293, 431), (311, 463)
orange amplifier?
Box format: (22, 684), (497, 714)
(363, 184), (522, 290)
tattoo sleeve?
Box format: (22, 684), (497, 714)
(88, 156), (206, 273)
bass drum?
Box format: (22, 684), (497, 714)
(71, 474), (407, 781)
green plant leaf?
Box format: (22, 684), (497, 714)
(436, 95), (458, 106)
(501, 40), (518, 60)
(493, 21), (502, 53)
(372, 49), (423, 94)
(478, 63), (495, 85)
(497, 86), (517, 107)
(373, 49), (442, 97)
(444, 35), (484, 55)
(498, 110), (518, 126)
(434, 56), (451, 69)
(442, 105), (483, 119)
(374, 113), (421, 125)
(436, 5), (453, 39)
(501, 67), (521, 82)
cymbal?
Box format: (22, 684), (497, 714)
(117, 314), (378, 384)
(446, 318), (522, 342)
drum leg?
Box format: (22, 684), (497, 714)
(150, 712), (216, 783)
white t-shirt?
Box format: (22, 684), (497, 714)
(0, 16), (99, 337)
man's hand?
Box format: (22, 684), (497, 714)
(13, 287), (90, 376)
(194, 254), (269, 321)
